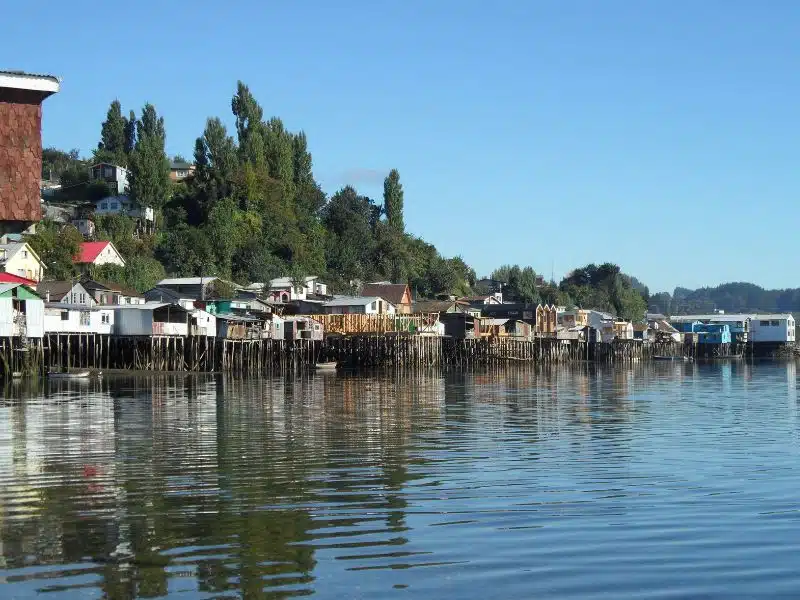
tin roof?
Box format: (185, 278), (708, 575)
(0, 70), (60, 95)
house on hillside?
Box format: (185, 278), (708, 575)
(71, 217), (95, 238)
(413, 299), (478, 315)
(89, 163), (128, 195)
(458, 294), (502, 309)
(0, 283), (44, 339)
(94, 194), (154, 221)
(323, 296), (396, 315)
(0, 70), (60, 235)
(360, 282), (413, 314)
(74, 241), (125, 272)
(261, 276), (328, 303)
(169, 160), (195, 182)
(36, 280), (95, 306)
(482, 303), (538, 326)
(0, 242), (45, 282)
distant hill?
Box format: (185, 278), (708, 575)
(649, 283), (800, 316)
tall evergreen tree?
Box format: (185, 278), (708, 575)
(129, 103), (169, 210)
(98, 100), (127, 165)
(231, 81), (266, 169)
(383, 169), (405, 234)
(123, 109), (136, 156)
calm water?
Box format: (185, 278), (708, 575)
(1, 362), (800, 598)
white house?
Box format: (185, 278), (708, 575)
(751, 314), (796, 343)
(43, 304), (114, 335)
(323, 296), (396, 315)
(36, 280), (95, 307)
(74, 241), (125, 270)
(94, 194), (154, 222)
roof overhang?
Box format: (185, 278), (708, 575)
(0, 71), (60, 97)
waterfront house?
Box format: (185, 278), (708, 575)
(155, 277), (220, 300)
(559, 309), (590, 329)
(113, 303), (190, 337)
(695, 323), (732, 345)
(74, 241), (125, 271)
(282, 315), (323, 341)
(323, 296), (396, 315)
(535, 304), (559, 335)
(481, 303), (538, 326)
(0, 283), (44, 338)
(613, 321), (634, 340)
(633, 323), (649, 340)
(360, 282), (413, 314)
(215, 314), (272, 340)
(89, 163), (128, 195)
(0, 242), (45, 282)
(669, 314), (751, 344)
(750, 314), (795, 343)
(440, 312), (484, 339)
(203, 299), (250, 316)
(190, 309), (216, 337)
(43, 303), (113, 335)
(0, 70), (60, 236)
(36, 280), (95, 306)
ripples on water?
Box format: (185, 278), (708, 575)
(1, 362), (800, 598)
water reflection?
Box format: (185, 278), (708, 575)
(1, 363), (800, 598)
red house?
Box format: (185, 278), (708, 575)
(0, 70), (60, 235)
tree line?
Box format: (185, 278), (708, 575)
(35, 82), (650, 321)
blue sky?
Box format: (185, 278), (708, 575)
(3, 1), (799, 293)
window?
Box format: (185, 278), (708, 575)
(101, 202), (108, 210)
(17, 269), (24, 276)
(21, 250), (27, 258)
(101, 313), (110, 324)
(370, 301), (377, 311)
(771, 320), (779, 327)
(79, 293), (86, 304)
(60, 311), (69, 321)
(760, 320), (770, 326)
(110, 202), (119, 210)
(104, 166), (113, 178)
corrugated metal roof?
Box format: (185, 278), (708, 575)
(670, 314), (754, 322)
(0, 69), (60, 80)
(157, 277), (219, 286)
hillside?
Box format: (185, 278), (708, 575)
(649, 283), (800, 315)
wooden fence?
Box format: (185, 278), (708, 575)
(297, 313), (439, 335)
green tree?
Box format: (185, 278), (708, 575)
(129, 103), (170, 210)
(27, 221), (83, 281)
(97, 100), (127, 165)
(383, 169), (405, 234)
(124, 110), (137, 156)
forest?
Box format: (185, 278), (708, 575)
(34, 82), (649, 321)
(649, 283), (800, 316)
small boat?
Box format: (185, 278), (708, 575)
(48, 370), (91, 379)
(653, 355), (682, 361)
(315, 362), (339, 371)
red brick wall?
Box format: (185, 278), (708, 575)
(0, 88), (45, 224)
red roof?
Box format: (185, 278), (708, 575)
(0, 272), (36, 285)
(75, 241), (112, 264)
